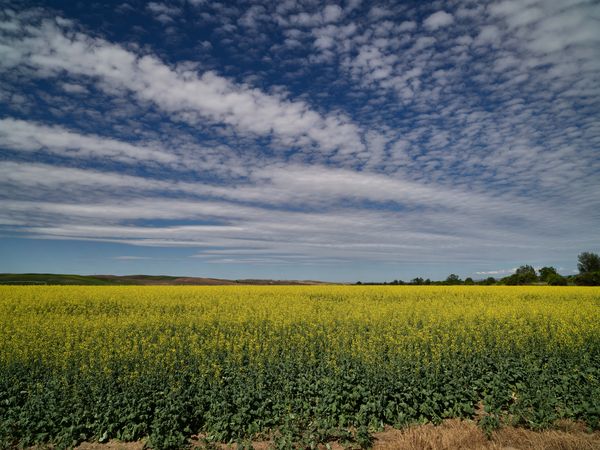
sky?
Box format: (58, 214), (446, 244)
(0, 0), (599, 282)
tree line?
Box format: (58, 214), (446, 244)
(356, 251), (600, 286)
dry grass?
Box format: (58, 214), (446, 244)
(369, 420), (599, 450)
(74, 420), (600, 449)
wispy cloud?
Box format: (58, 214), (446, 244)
(475, 268), (517, 276)
(0, 119), (178, 166)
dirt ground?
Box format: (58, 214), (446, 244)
(75, 419), (600, 449)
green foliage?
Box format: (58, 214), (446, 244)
(502, 265), (538, 285)
(578, 252), (600, 274)
(547, 274), (567, 286)
(539, 267), (558, 283)
(464, 277), (474, 285)
(502, 274), (521, 285)
(445, 274), (462, 285)
(515, 265), (537, 283)
(574, 271), (600, 286)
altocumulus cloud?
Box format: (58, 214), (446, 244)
(0, 1), (599, 280)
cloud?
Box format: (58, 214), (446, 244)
(423, 11), (454, 30)
(322, 5), (343, 23)
(0, 3), (598, 277)
(60, 82), (88, 94)
(0, 13), (364, 158)
(238, 5), (269, 28)
(397, 21), (417, 32)
(475, 25), (501, 46)
(146, 2), (182, 23)
(368, 6), (391, 21)
(0, 119), (178, 166)
(2, 157), (598, 273)
(475, 268), (517, 275)
(284, 4), (345, 28)
(0, 159), (561, 226)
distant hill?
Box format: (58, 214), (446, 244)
(0, 273), (330, 286)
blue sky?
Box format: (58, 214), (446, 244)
(0, 0), (599, 282)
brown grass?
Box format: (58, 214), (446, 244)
(369, 419), (599, 450)
(74, 420), (599, 449)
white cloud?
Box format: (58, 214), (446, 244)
(322, 5), (343, 23)
(147, 2), (180, 15)
(60, 82), (88, 94)
(489, 0), (531, 17)
(0, 14), (365, 157)
(397, 21), (417, 32)
(475, 25), (501, 45)
(475, 268), (517, 275)
(368, 6), (390, 21)
(285, 4), (345, 28)
(2, 154), (597, 270)
(0, 160), (578, 233)
(423, 11), (454, 30)
(238, 5), (268, 28)
(0, 119), (178, 166)
(147, 2), (182, 23)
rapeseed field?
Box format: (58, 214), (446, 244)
(0, 286), (598, 448)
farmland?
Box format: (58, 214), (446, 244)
(0, 286), (599, 449)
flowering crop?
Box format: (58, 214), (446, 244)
(0, 286), (598, 448)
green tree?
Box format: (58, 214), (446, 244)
(502, 274), (520, 285)
(574, 271), (600, 286)
(502, 265), (537, 285)
(539, 266), (558, 283)
(411, 277), (424, 285)
(482, 277), (496, 285)
(464, 277), (474, 285)
(445, 274), (462, 285)
(515, 265), (537, 283)
(577, 252), (600, 273)
(547, 274), (567, 286)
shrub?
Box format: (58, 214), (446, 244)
(547, 274), (567, 286)
(574, 271), (600, 286)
